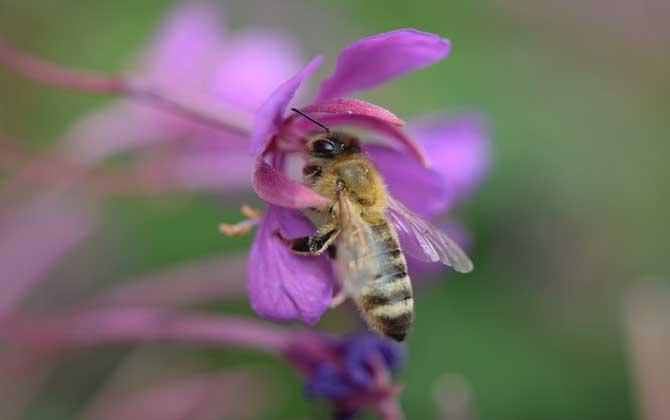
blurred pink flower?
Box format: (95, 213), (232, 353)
(244, 29), (489, 324)
(62, 2), (303, 193)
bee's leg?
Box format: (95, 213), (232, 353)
(273, 232), (312, 255)
(274, 227), (339, 256)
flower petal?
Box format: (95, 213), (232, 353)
(250, 56), (322, 156)
(344, 335), (402, 387)
(247, 205), (333, 325)
(306, 363), (353, 398)
(315, 29), (451, 101)
(169, 153), (252, 191)
(212, 31), (304, 112)
(140, 2), (226, 87)
(62, 102), (188, 163)
(252, 159), (329, 209)
(365, 145), (451, 216)
(410, 114), (490, 201)
(299, 98), (403, 126)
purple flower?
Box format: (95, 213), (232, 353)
(408, 114), (490, 205)
(244, 29), (490, 324)
(286, 333), (404, 419)
(247, 205), (334, 324)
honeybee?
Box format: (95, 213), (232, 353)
(276, 109), (473, 341)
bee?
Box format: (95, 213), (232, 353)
(276, 109), (473, 341)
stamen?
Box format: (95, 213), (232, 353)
(219, 205), (263, 236)
(240, 205), (262, 219)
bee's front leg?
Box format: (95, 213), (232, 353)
(274, 225), (339, 256)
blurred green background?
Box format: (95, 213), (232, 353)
(1, 0), (669, 419)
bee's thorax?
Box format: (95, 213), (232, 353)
(306, 153), (388, 216)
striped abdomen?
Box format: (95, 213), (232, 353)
(355, 219), (414, 341)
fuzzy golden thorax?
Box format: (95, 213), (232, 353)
(303, 132), (389, 222)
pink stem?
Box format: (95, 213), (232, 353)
(96, 253), (247, 307)
(3, 308), (293, 354)
(0, 136), (244, 199)
(0, 37), (123, 93)
(0, 36), (253, 136)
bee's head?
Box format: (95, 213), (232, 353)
(307, 132), (361, 158)
(289, 108), (361, 159)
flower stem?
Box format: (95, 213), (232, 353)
(0, 36), (253, 137)
(3, 308), (293, 354)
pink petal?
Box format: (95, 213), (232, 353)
(252, 159), (329, 209)
(315, 29), (451, 101)
(365, 145), (451, 216)
(299, 98), (403, 126)
(140, 2), (226, 87)
(250, 56), (322, 156)
(170, 151), (253, 192)
(62, 101), (190, 163)
(247, 205), (333, 325)
(212, 31), (304, 112)
(294, 113), (429, 167)
(410, 114), (490, 201)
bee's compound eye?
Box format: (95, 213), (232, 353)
(312, 139), (337, 156)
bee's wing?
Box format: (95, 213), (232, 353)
(386, 195), (473, 273)
(335, 191), (383, 296)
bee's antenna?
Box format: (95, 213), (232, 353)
(290, 108), (330, 133)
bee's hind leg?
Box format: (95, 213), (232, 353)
(274, 225), (339, 256)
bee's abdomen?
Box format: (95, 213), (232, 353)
(357, 221), (414, 342)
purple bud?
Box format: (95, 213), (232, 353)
(285, 332), (404, 417)
(306, 363), (354, 399)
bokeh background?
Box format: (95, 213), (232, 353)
(1, 0), (669, 419)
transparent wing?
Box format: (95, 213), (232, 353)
(386, 195), (473, 273)
(334, 191), (383, 296)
